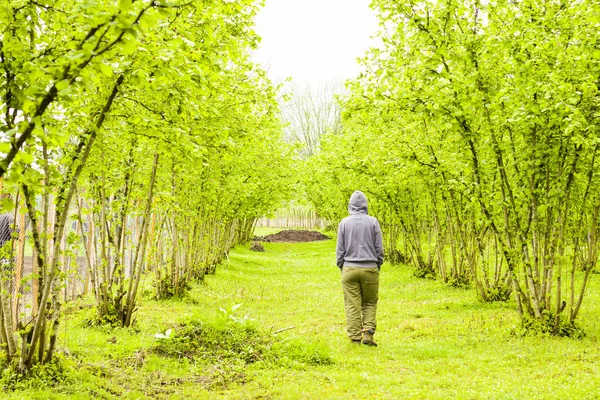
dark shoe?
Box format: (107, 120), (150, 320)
(362, 330), (378, 347)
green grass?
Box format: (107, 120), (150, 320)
(4, 228), (600, 399)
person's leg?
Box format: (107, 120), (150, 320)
(360, 268), (379, 345)
(341, 267), (363, 341)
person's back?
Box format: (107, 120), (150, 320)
(337, 214), (382, 268)
(336, 191), (384, 346)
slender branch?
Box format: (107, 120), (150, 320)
(25, 74), (125, 366)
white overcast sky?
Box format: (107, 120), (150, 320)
(252, 0), (380, 88)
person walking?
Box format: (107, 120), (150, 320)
(336, 190), (384, 346)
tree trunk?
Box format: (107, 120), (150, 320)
(124, 152), (159, 327)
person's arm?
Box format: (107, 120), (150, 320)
(374, 219), (384, 269)
(336, 221), (345, 270)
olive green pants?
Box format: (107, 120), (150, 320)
(341, 266), (379, 340)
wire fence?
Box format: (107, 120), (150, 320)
(0, 195), (144, 328)
(1, 202), (33, 328)
(2, 201), (326, 332)
(255, 209), (327, 229)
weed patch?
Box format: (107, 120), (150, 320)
(478, 283), (512, 302)
(149, 318), (331, 391)
(152, 319), (332, 368)
(1, 354), (68, 392)
(515, 313), (586, 339)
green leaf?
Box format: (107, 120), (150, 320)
(58, 86), (73, 100)
(99, 63), (113, 76)
(56, 79), (70, 91)
(1, 197), (15, 213)
(122, 38), (138, 55)
(119, 0), (132, 12)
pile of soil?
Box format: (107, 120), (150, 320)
(253, 230), (331, 243)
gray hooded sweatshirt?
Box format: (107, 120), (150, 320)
(0, 214), (14, 248)
(336, 191), (384, 270)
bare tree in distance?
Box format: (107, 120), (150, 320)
(281, 82), (343, 159)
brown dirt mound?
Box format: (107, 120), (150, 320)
(253, 230), (331, 243)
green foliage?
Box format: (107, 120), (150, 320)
(1, 354), (67, 392)
(518, 313), (586, 339)
(478, 283), (512, 303)
(303, 0), (600, 333)
(81, 306), (129, 329)
(446, 274), (471, 290)
(413, 259), (437, 281)
(154, 274), (192, 300)
(152, 318), (332, 368)
(0, 0), (296, 374)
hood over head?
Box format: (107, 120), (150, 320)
(348, 191), (368, 215)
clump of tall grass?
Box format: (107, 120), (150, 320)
(152, 317), (332, 368)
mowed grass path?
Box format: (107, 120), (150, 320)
(198, 233), (600, 399)
(6, 229), (600, 399)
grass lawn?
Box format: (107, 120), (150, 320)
(4, 228), (600, 399)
